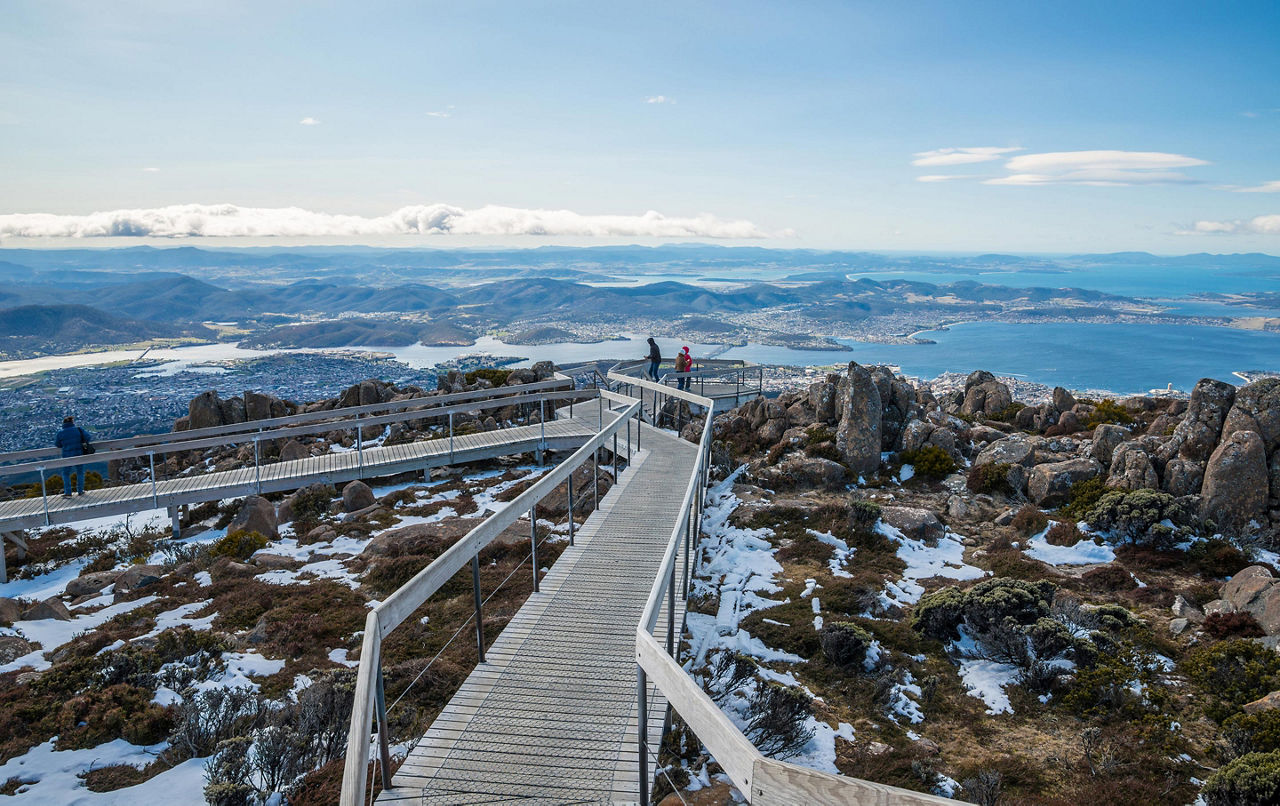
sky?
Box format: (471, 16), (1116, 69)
(1, 0), (1278, 253)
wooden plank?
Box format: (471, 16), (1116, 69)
(751, 758), (955, 806)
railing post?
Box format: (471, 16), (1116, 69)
(593, 449), (600, 511)
(38, 467), (50, 526)
(682, 514), (691, 598)
(667, 553), (676, 655)
(253, 438), (262, 493)
(636, 404), (641, 451)
(355, 414), (365, 478)
(148, 451), (159, 507)
(374, 666), (394, 791)
(613, 433), (619, 478)
(638, 668), (650, 805)
(539, 398), (546, 455)
(566, 474), (575, 546)
(626, 417), (631, 464)
(472, 554), (486, 663)
(529, 504), (540, 593)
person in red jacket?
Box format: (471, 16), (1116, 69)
(675, 346), (692, 390)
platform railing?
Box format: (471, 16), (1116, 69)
(339, 389), (644, 806)
(625, 374), (953, 805)
(609, 357), (763, 410)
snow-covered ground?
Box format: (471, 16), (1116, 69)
(877, 521), (986, 609)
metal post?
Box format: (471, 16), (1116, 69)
(374, 666), (394, 790)
(472, 554), (486, 663)
(637, 669), (650, 804)
(626, 418), (631, 464)
(170, 506), (181, 540)
(355, 414), (364, 478)
(539, 398), (546, 455)
(148, 452), (159, 507)
(613, 433), (619, 478)
(529, 505), (540, 593)
(37, 467), (51, 525)
(682, 515), (691, 597)
(566, 474), (575, 546)
(253, 439), (262, 492)
(593, 449), (600, 510)
(598, 395), (603, 432)
(636, 405), (641, 451)
(667, 556), (676, 655)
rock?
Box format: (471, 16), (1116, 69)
(1107, 442), (1159, 491)
(278, 439), (309, 462)
(1052, 387), (1078, 412)
(880, 506), (944, 543)
(1168, 618), (1190, 636)
(0, 635), (33, 664)
(1089, 424), (1129, 465)
(65, 569), (121, 598)
(914, 737), (941, 756)
(756, 454), (849, 490)
(1028, 458), (1102, 507)
(1162, 458), (1204, 497)
(244, 390), (277, 422)
(531, 360), (556, 380)
(0, 597), (25, 623)
(835, 362), (882, 476)
(962, 380), (1012, 418)
(339, 480), (375, 513)
(1171, 594), (1206, 624)
(1224, 378), (1280, 454)
(229, 495), (279, 540)
(220, 395), (246, 425)
(1244, 690), (1280, 715)
(188, 390), (225, 430)
(968, 424), (1007, 445)
(1202, 431), (1269, 532)
(900, 419), (935, 453)
(994, 508), (1015, 527)
(21, 598), (72, 621)
(1160, 378), (1236, 465)
(865, 741), (892, 756)
(1222, 566), (1280, 634)
(1204, 599), (1237, 617)
(976, 435), (1037, 468)
(114, 564), (164, 594)
(252, 553), (299, 570)
(1057, 411), (1082, 434)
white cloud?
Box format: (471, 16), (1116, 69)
(1178, 214), (1280, 235)
(985, 150), (1209, 186)
(645, 95), (674, 104)
(0, 203), (783, 239)
(141, 167), (160, 173)
(911, 146), (1021, 167)
(426, 105), (455, 118)
(915, 174), (974, 182)
(299, 117), (320, 126)
(1230, 180), (1280, 193)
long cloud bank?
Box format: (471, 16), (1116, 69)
(1181, 214), (1280, 235)
(0, 203), (783, 239)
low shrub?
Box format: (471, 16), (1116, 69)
(1086, 399), (1134, 428)
(967, 462), (1012, 494)
(1057, 476), (1108, 522)
(55, 684), (172, 750)
(1085, 488), (1197, 546)
(1187, 538), (1251, 578)
(898, 446), (956, 480)
(464, 368), (512, 386)
(1202, 750), (1280, 806)
(849, 500), (882, 529)
(819, 622), (875, 671)
(1044, 521), (1082, 546)
(743, 680), (814, 759)
(990, 402), (1026, 424)
(806, 441), (843, 463)
(1010, 504), (1049, 537)
(1081, 565), (1136, 591)
(1225, 709), (1280, 758)
(1184, 639), (1280, 721)
(209, 529), (269, 561)
(1204, 611), (1266, 640)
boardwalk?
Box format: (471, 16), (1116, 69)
(382, 423), (697, 805)
(0, 416), (599, 533)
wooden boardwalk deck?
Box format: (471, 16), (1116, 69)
(0, 417), (599, 533)
(381, 423), (697, 805)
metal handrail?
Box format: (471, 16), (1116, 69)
(626, 380), (953, 805)
(339, 390), (643, 806)
(0, 375), (573, 467)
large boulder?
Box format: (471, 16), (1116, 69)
(880, 506), (944, 543)
(0, 597), (23, 623)
(531, 360), (556, 380)
(21, 598), (72, 621)
(809, 380), (837, 424)
(756, 454), (848, 491)
(188, 390), (225, 430)
(1223, 378), (1280, 454)
(835, 362), (882, 477)
(962, 380), (1013, 418)
(65, 569), (121, 598)
(1159, 378), (1236, 465)
(1089, 424), (1128, 466)
(1107, 442), (1159, 491)
(1222, 566), (1280, 634)
(1201, 430), (1269, 532)
(1052, 387), (1078, 412)
(1028, 458), (1103, 507)
(244, 390), (279, 422)
(114, 564), (164, 595)
(1162, 458), (1204, 497)
(278, 439), (309, 462)
(0, 635), (33, 664)
(975, 434), (1036, 468)
(342, 480), (376, 513)
(220, 396), (247, 425)
(229, 495), (279, 540)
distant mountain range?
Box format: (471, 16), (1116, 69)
(0, 305), (214, 359)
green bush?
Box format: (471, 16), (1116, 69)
(898, 445), (957, 479)
(1225, 710), (1280, 757)
(911, 585), (967, 641)
(1058, 476), (1108, 521)
(819, 622), (875, 671)
(1086, 399), (1134, 428)
(1188, 538), (1251, 578)
(209, 529), (268, 561)
(967, 462), (1012, 494)
(911, 578), (1057, 647)
(464, 368), (512, 386)
(849, 500), (882, 529)
(1085, 488), (1197, 546)
(1010, 504), (1049, 537)
(990, 402), (1026, 423)
(1202, 750), (1280, 806)
(804, 426), (836, 447)
(1184, 639), (1280, 720)
(1061, 642), (1167, 719)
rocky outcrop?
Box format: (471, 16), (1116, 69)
(880, 506), (944, 543)
(1162, 458), (1204, 497)
(975, 434), (1036, 468)
(1089, 424), (1128, 466)
(1052, 387), (1077, 412)
(962, 374), (1013, 418)
(1028, 458), (1102, 506)
(342, 480), (376, 513)
(1201, 430), (1269, 532)
(809, 378), (838, 424)
(836, 362), (882, 476)
(1107, 442), (1159, 490)
(1223, 378), (1280, 454)
(114, 564), (164, 596)
(66, 569), (121, 598)
(21, 598), (72, 621)
(229, 495), (279, 539)
(1158, 378), (1236, 465)
(1222, 566), (1280, 634)
(756, 454), (848, 490)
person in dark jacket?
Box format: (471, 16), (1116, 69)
(53, 416), (91, 497)
(645, 338), (662, 381)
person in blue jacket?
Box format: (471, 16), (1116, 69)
(646, 337), (662, 381)
(53, 415), (91, 497)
